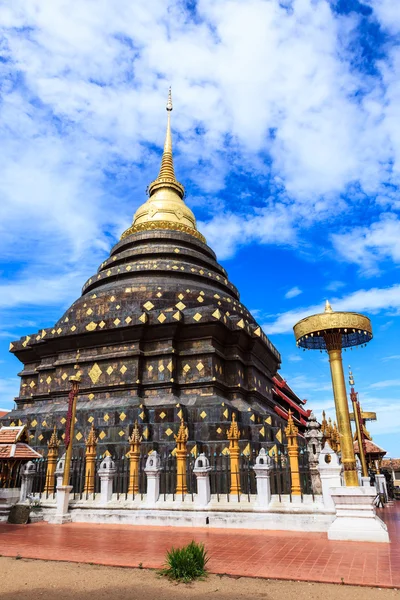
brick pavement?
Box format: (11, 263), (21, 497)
(0, 504), (399, 588)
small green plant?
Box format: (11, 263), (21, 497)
(15, 554), (22, 560)
(160, 541), (209, 583)
(138, 562), (143, 569)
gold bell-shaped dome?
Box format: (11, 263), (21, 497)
(121, 89), (205, 243)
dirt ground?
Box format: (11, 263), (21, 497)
(0, 557), (398, 600)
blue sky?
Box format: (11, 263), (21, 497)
(1, 0), (400, 456)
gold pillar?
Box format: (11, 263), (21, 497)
(44, 426), (60, 494)
(326, 334), (358, 486)
(227, 413), (241, 495)
(174, 419), (188, 495)
(84, 423), (97, 494)
(285, 410), (301, 496)
(128, 421), (141, 495)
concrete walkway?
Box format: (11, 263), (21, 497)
(0, 504), (399, 588)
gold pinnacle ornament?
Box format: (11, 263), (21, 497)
(128, 421), (142, 495)
(294, 301), (372, 487)
(174, 419), (188, 495)
(44, 425), (60, 495)
(121, 88), (205, 243)
(285, 410), (301, 495)
(84, 423), (98, 494)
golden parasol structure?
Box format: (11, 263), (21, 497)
(293, 301), (373, 486)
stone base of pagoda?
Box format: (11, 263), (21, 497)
(38, 493), (334, 532)
(328, 486), (389, 543)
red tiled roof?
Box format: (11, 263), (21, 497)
(0, 411), (9, 418)
(0, 426), (27, 444)
(382, 458), (400, 471)
(354, 439), (386, 456)
(0, 443), (41, 460)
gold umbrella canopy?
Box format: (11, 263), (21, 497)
(293, 301), (373, 350)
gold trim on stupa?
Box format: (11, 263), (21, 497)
(121, 89), (206, 244)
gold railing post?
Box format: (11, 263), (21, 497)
(84, 423), (97, 494)
(174, 419), (188, 495)
(285, 410), (301, 495)
(44, 426), (59, 494)
(128, 421), (141, 495)
(227, 413), (241, 495)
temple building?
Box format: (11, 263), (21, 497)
(2, 92), (309, 458)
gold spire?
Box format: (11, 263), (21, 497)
(129, 420), (142, 445)
(85, 422), (97, 447)
(325, 300), (333, 313)
(227, 413), (240, 442)
(121, 89), (206, 244)
(174, 418), (189, 444)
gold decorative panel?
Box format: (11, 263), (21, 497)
(99, 431), (106, 440)
(276, 429), (283, 443)
(31, 419), (37, 427)
(60, 418), (65, 425)
(119, 412), (126, 421)
(125, 316), (132, 324)
(106, 366), (114, 375)
(76, 432), (82, 441)
(120, 365), (127, 374)
(62, 373), (68, 381)
(216, 427), (222, 434)
(223, 409), (229, 419)
(183, 364), (190, 373)
(158, 364), (165, 372)
(118, 430), (125, 437)
(165, 428), (173, 437)
(86, 322), (97, 331)
(159, 411), (166, 420)
(193, 313), (202, 321)
(113, 318), (121, 326)
(196, 362), (204, 372)
(88, 393), (95, 400)
(175, 301), (186, 310)
(88, 416), (94, 423)
(143, 301), (154, 311)
(104, 413), (109, 422)
(46, 376), (52, 384)
(212, 309), (221, 319)
(200, 411), (207, 419)
(158, 313), (167, 323)
(167, 361), (173, 372)
(89, 363), (102, 384)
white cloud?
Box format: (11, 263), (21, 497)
(264, 283), (400, 334)
(285, 287), (302, 299)
(332, 215), (400, 274)
(382, 355), (400, 361)
(287, 354), (302, 362)
(325, 281), (345, 292)
(370, 379), (400, 389)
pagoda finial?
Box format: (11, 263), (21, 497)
(120, 90), (206, 243)
(148, 87), (183, 196)
(325, 300), (333, 313)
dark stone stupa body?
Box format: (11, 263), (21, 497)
(3, 98), (307, 458)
